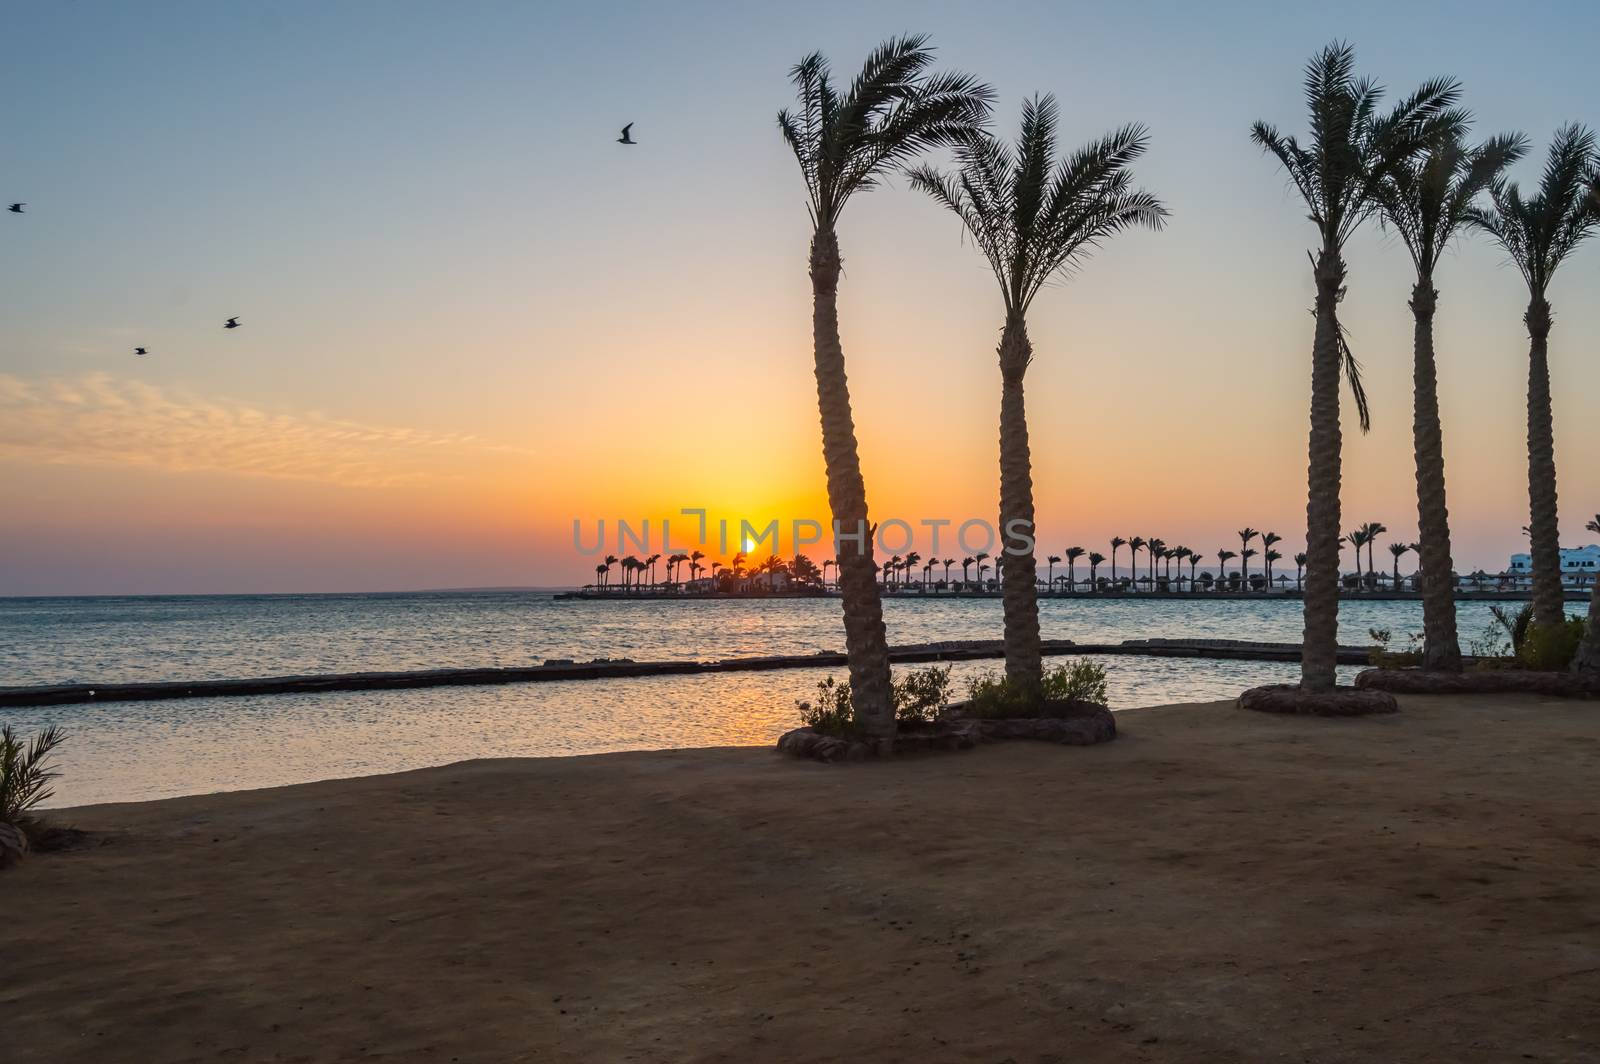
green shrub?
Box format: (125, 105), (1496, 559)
(1, 725), (67, 864)
(1517, 617), (1587, 671)
(892, 665), (953, 724)
(796, 676), (855, 737)
(1041, 658), (1109, 704)
(966, 659), (1110, 718)
(796, 665), (958, 734)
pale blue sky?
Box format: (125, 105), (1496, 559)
(3, 1), (1598, 593)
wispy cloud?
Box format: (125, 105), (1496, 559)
(0, 373), (528, 487)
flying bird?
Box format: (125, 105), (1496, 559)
(224, 317), (241, 329)
(134, 347), (148, 356)
(617, 123), (635, 145)
(7, 203), (22, 213)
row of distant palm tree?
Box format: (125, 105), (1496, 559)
(591, 551), (827, 594)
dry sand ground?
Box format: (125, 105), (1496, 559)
(5, 693), (1599, 1063)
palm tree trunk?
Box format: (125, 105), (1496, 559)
(1523, 296), (1564, 630)
(1410, 281), (1461, 671)
(1302, 250), (1346, 692)
(996, 314), (1042, 693)
(809, 227), (894, 736)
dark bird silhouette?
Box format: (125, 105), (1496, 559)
(134, 347), (148, 356)
(224, 317), (241, 329)
(617, 123), (635, 145)
(7, 203), (22, 213)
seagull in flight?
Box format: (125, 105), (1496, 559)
(134, 347), (148, 356)
(6, 203), (22, 213)
(224, 317), (241, 329)
(617, 123), (635, 145)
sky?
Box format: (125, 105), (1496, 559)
(3, 0), (1598, 595)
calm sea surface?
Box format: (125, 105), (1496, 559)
(1, 592), (1519, 807)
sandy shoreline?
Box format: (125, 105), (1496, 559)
(6, 693), (1599, 1062)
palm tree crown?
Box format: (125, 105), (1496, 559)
(778, 35), (993, 231)
(1252, 43), (1465, 431)
(908, 94), (1167, 317)
(1467, 124), (1599, 298)
(1378, 130), (1527, 277)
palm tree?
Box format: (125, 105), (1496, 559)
(1469, 125), (1600, 630)
(593, 562), (606, 588)
(1045, 554), (1060, 591)
(778, 36), (991, 735)
(1574, 514), (1600, 673)
(976, 552), (991, 588)
(1241, 548), (1260, 590)
(1146, 538), (1165, 593)
(1253, 43), (1462, 691)
(1187, 551), (1204, 587)
(1345, 528), (1368, 588)
(904, 551), (923, 589)
(1294, 552), (1308, 591)
(1109, 536), (1126, 587)
(1361, 522), (1386, 589)
(1265, 550), (1283, 590)
(1128, 537), (1145, 591)
(961, 556), (973, 587)
(1087, 551), (1105, 590)
(911, 95), (1164, 692)
(602, 555), (617, 590)
(690, 549), (705, 587)
(1388, 541), (1411, 591)
(1378, 127), (1525, 668)
(1217, 549), (1237, 587)
(1063, 546), (1087, 593)
(1237, 528), (1258, 588)
(942, 558), (954, 587)
(1261, 532), (1282, 586)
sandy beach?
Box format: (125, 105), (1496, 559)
(6, 692), (1599, 1063)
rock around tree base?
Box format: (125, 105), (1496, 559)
(1238, 683), (1399, 717)
(775, 720), (979, 762)
(944, 699), (1118, 746)
(1356, 668), (1600, 698)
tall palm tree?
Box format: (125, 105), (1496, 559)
(942, 558), (954, 586)
(1345, 528), (1367, 588)
(1146, 538), (1166, 593)
(690, 550), (705, 588)
(1378, 127), (1525, 669)
(1261, 532), (1282, 586)
(778, 36), (991, 735)
(1468, 125), (1600, 630)
(1217, 549), (1237, 586)
(975, 552), (992, 588)
(1188, 551), (1204, 587)
(1294, 552), (1308, 591)
(1109, 536), (1126, 587)
(960, 556), (973, 587)
(1574, 514), (1600, 673)
(1241, 548), (1259, 589)
(1253, 43), (1462, 691)
(1388, 541), (1411, 591)
(1088, 551), (1105, 589)
(1128, 537), (1146, 591)
(1237, 528), (1259, 588)
(911, 95), (1164, 692)
(1063, 546), (1087, 593)
(1265, 550), (1283, 589)
(904, 551), (923, 589)
(1045, 554), (1060, 591)
(1361, 522), (1386, 589)
(602, 555), (617, 590)
(593, 562), (606, 588)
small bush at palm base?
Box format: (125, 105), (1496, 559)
(1518, 617), (1586, 671)
(966, 659), (1110, 719)
(796, 665), (957, 736)
(1, 724), (68, 867)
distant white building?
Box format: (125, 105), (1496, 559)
(1506, 544), (1600, 586)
